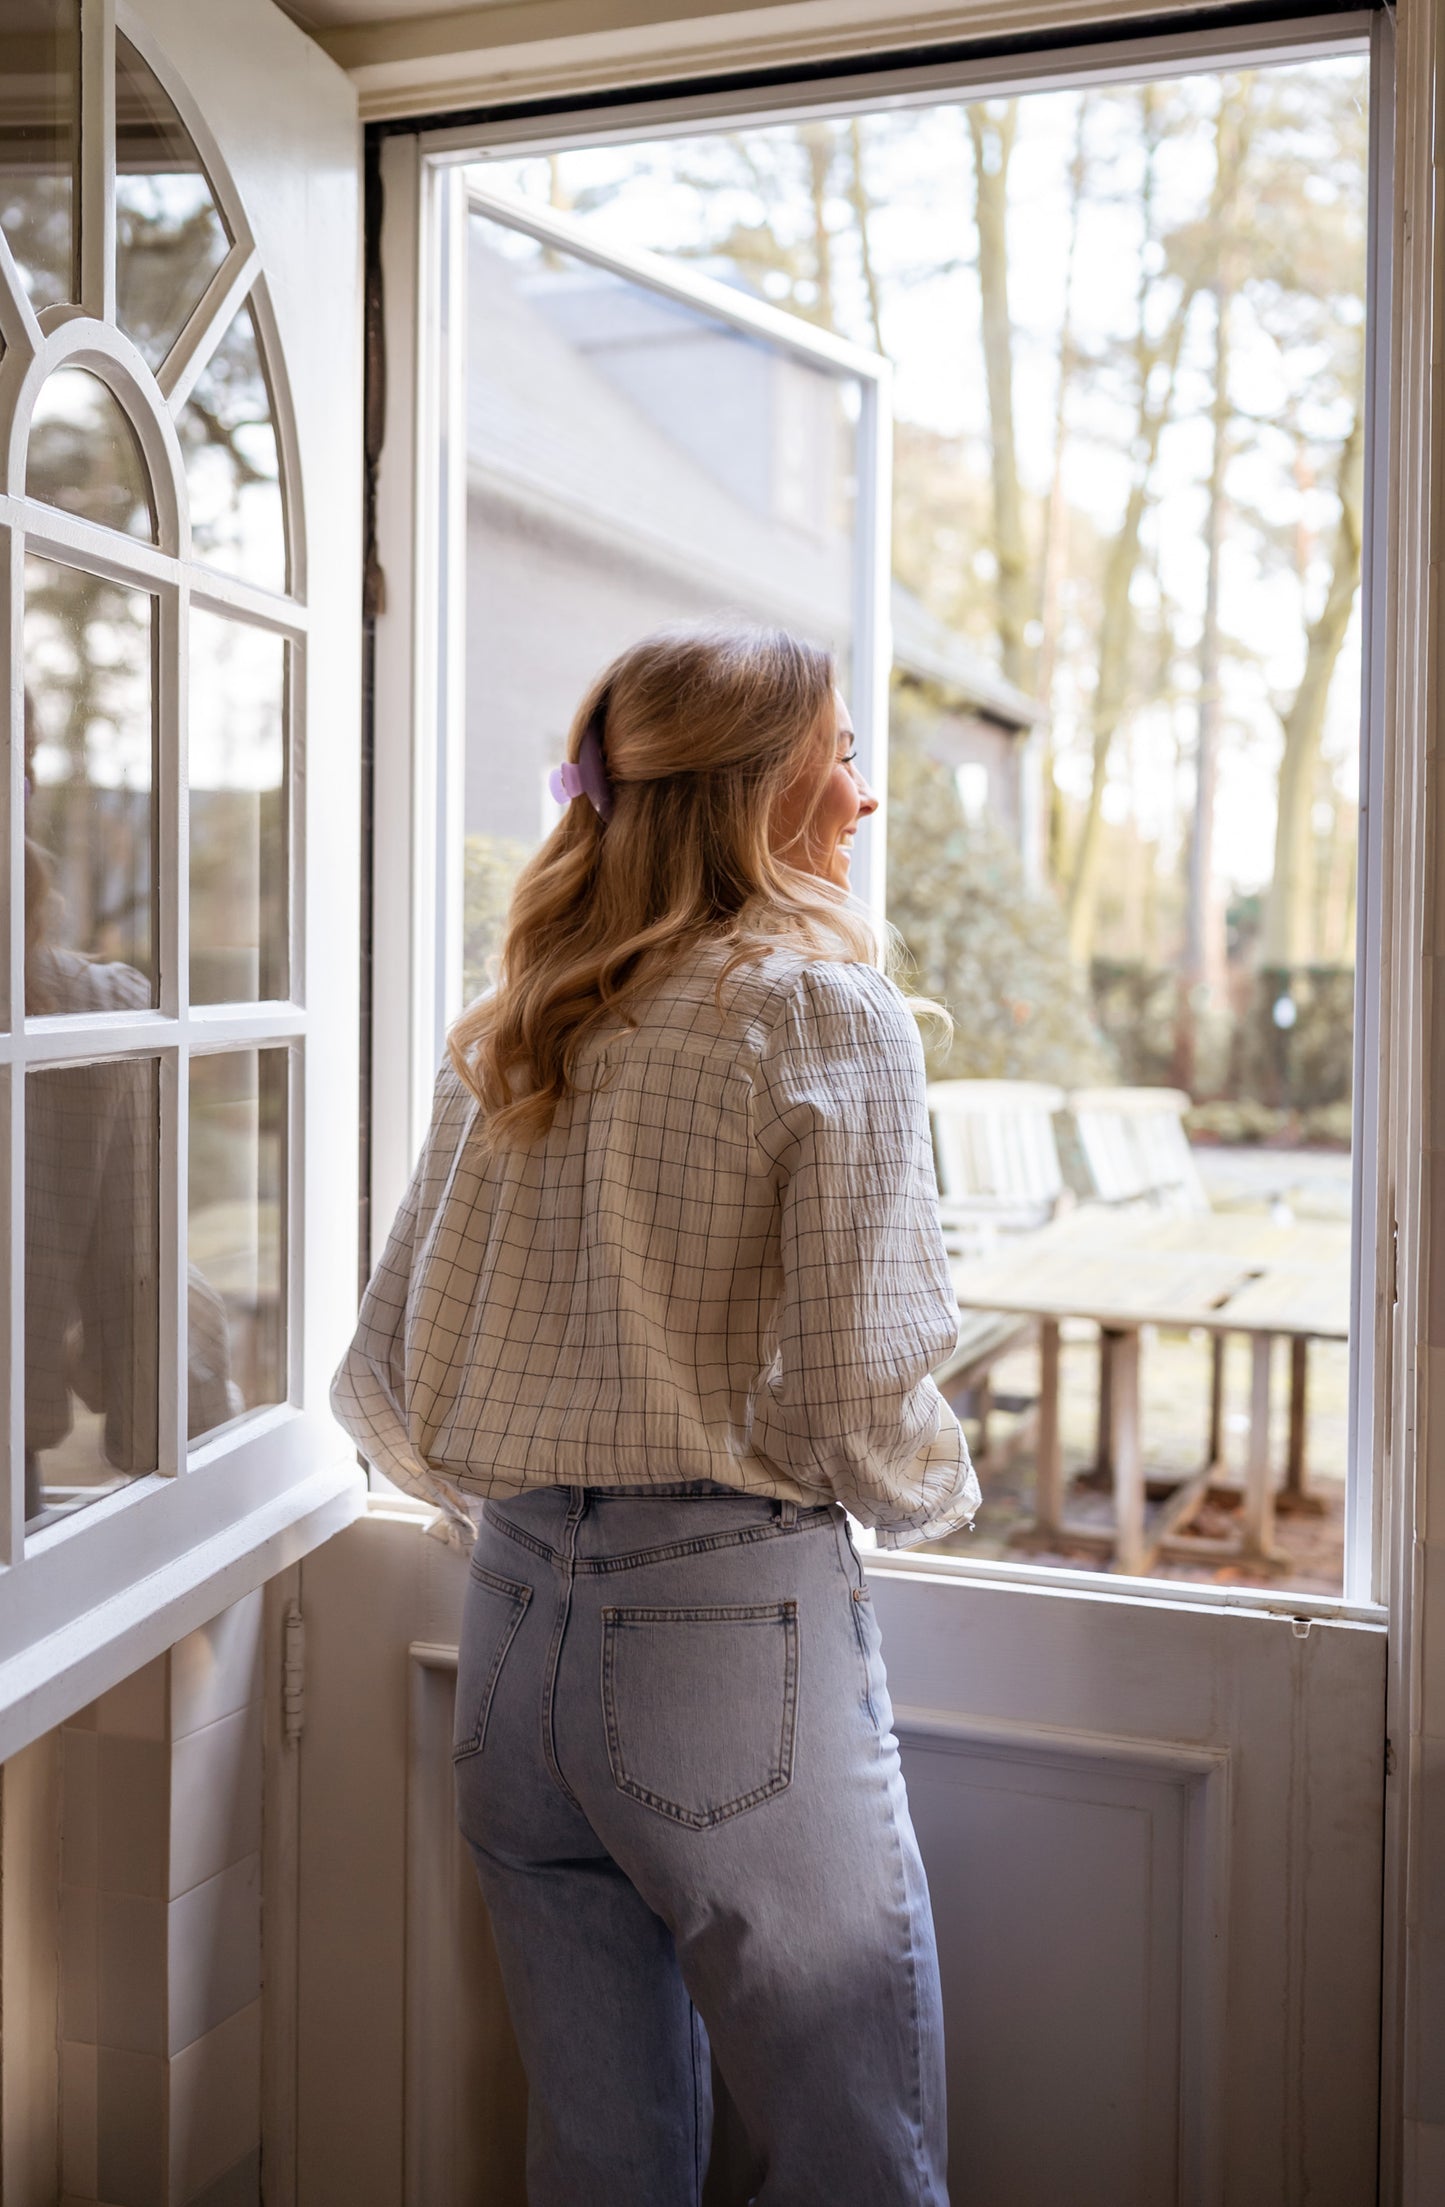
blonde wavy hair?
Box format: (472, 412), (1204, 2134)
(448, 623), (889, 1146)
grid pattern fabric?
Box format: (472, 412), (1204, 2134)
(333, 944), (979, 1549)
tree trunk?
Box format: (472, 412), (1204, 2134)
(801, 123), (836, 331)
(1173, 282), (1233, 1094)
(1173, 83), (1256, 1091)
(1065, 87), (1191, 966)
(847, 119), (885, 355)
(1258, 400), (1365, 968)
(968, 102), (1030, 691)
(1037, 95), (1090, 888)
(1064, 289), (1192, 964)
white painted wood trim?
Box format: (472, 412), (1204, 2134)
(1375, 0), (1439, 2191)
(79, 0), (117, 322)
(0, 1459), (363, 1761)
(894, 1703), (1230, 2205)
(370, 133), (424, 1247)
(1, 529), (21, 1570)
(464, 179), (891, 378)
(406, 1640), (464, 2207)
(261, 1563), (304, 2207)
(159, 242), (262, 413)
(0, 226), (42, 360)
(321, 2), (1374, 123)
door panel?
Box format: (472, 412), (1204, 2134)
(296, 1514), (1383, 2206)
(876, 1572), (1385, 2205)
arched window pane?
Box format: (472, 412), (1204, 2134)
(0, 0), (80, 315)
(181, 301), (285, 589)
(116, 32), (231, 373)
(23, 555), (157, 1005)
(190, 608), (287, 1003)
(26, 366), (156, 540)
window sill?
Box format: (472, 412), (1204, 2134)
(0, 1455), (365, 1761)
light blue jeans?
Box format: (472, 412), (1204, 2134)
(453, 1483), (949, 2206)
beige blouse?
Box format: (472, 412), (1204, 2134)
(332, 943), (979, 1549)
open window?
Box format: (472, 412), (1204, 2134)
(0, 0), (361, 1752)
(377, 21), (1384, 1610)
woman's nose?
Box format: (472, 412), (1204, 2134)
(855, 780), (880, 817)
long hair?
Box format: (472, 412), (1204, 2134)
(449, 624), (885, 1146)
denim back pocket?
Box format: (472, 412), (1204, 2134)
(601, 1602), (798, 1829)
(453, 1563), (531, 1763)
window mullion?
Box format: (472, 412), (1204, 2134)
(287, 1041), (303, 1406)
(160, 579), (186, 1472)
(79, 0), (116, 325)
(2, 528), (21, 1564)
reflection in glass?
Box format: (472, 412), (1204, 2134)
(460, 209), (859, 1000)
(0, 0), (79, 313)
(26, 367), (156, 540)
(116, 32), (231, 372)
(180, 302), (285, 589)
(25, 1054), (159, 1530)
(188, 1049), (286, 1439)
(24, 555), (156, 1003)
(189, 609), (287, 1003)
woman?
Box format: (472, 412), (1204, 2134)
(333, 625), (979, 2205)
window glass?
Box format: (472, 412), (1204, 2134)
(187, 1048), (286, 1438)
(460, 206), (861, 1001)
(26, 365), (156, 540)
(115, 31), (231, 372)
(189, 608), (287, 1003)
(24, 555), (156, 1004)
(25, 1053), (160, 1530)
(179, 300), (285, 590)
(0, 0), (80, 315)
(189, 613), (284, 1010)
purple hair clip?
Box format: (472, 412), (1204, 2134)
(548, 712), (614, 823)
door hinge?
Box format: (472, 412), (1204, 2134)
(1385, 1735), (1396, 1779)
(282, 1601), (306, 1746)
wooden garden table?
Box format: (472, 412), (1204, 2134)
(948, 1207), (1351, 1575)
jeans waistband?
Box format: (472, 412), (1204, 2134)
(480, 1484), (840, 1571)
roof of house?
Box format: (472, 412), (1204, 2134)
(467, 236), (1042, 736)
(890, 587), (1044, 729)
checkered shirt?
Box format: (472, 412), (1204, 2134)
(332, 943), (979, 1549)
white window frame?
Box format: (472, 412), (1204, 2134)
(0, 0), (364, 1760)
(371, 5), (1395, 1624)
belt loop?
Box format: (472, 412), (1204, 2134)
(778, 1499), (797, 1528)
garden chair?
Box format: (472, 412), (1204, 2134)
(926, 1079), (1069, 1256)
(926, 1080), (1068, 1458)
(1063, 1085), (1210, 1215)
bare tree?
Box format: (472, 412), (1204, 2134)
(1065, 88), (1195, 965)
(1174, 81), (1255, 1088)
(847, 118), (886, 354)
(968, 101), (1031, 690)
(1036, 94), (1091, 883)
(1258, 397), (1364, 967)
(800, 121), (837, 330)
